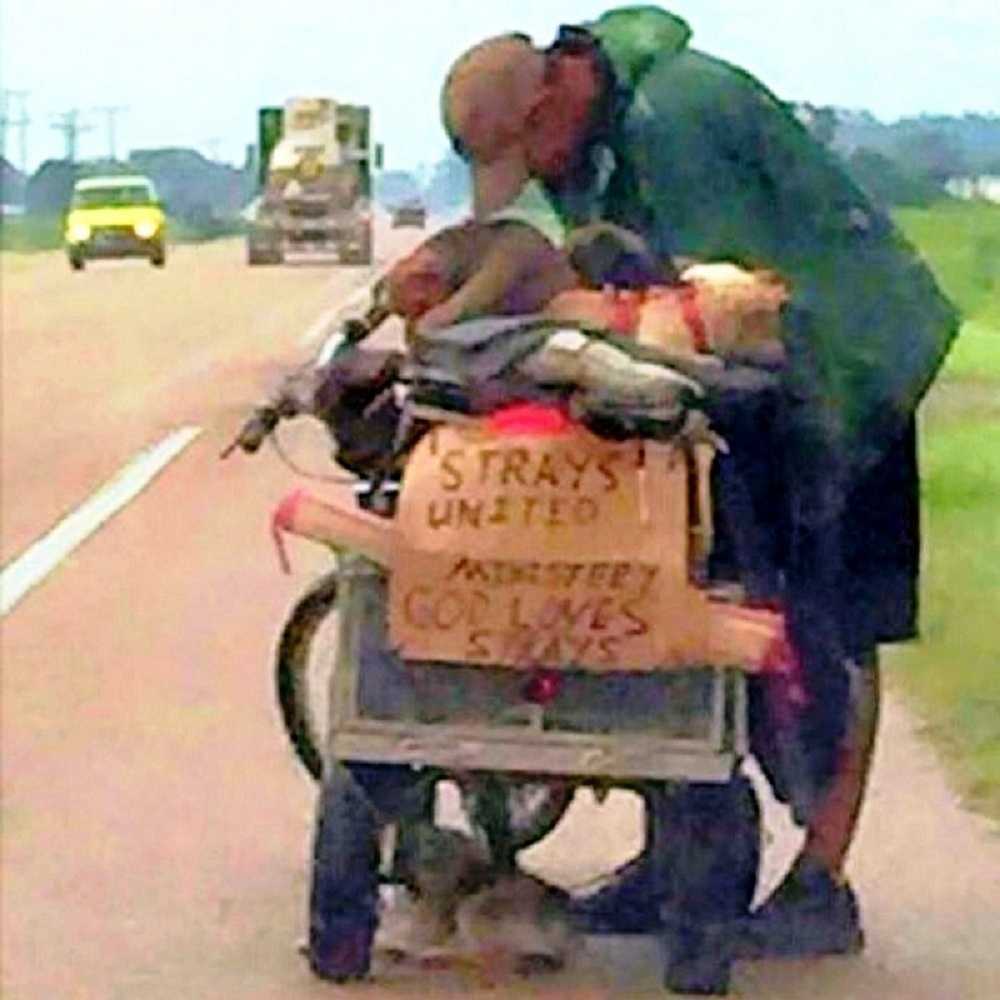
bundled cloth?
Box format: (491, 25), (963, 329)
(404, 315), (707, 440)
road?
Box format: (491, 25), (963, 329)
(2, 225), (999, 999)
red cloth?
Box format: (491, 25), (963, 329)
(486, 402), (572, 436)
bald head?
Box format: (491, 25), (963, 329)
(442, 35), (545, 163)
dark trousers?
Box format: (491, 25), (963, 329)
(710, 415), (918, 816)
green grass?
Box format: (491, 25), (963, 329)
(895, 201), (1000, 331)
(0, 214), (63, 251)
(888, 201), (1000, 820)
(0, 213), (245, 253)
(889, 411), (1000, 819)
(937, 320), (1000, 380)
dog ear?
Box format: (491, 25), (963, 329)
(566, 222), (675, 289)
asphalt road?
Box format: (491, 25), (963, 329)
(2, 224), (999, 999)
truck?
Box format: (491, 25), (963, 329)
(246, 98), (379, 266)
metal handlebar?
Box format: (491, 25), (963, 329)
(220, 405), (281, 458)
(221, 279), (393, 461)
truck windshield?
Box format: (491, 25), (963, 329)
(72, 185), (154, 208)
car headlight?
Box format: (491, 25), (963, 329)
(68, 223), (91, 242)
(134, 220), (159, 239)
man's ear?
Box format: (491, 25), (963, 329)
(524, 83), (558, 133)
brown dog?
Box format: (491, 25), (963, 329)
(385, 218), (578, 330)
(387, 218), (787, 363)
(385, 218), (668, 326)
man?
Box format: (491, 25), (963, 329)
(441, 8), (958, 957)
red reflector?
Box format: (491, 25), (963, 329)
(487, 403), (572, 436)
(523, 669), (563, 705)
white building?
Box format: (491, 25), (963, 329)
(945, 175), (1000, 203)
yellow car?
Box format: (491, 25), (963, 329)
(65, 175), (167, 270)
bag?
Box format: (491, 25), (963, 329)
(406, 317), (703, 436)
(313, 346), (404, 476)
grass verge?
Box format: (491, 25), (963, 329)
(884, 205), (1000, 819)
(890, 403), (1000, 820)
(0, 214), (245, 253)
(895, 200), (1000, 330)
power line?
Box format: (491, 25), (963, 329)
(90, 105), (129, 161)
(1, 90), (31, 174)
(50, 109), (94, 163)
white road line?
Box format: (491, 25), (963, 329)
(1, 234), (450, 617)
(0, 426), (203, 617)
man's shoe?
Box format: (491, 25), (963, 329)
(568, 854), (666, 934)
(663, 919), (734, 996)
(734, 857), (865, 959)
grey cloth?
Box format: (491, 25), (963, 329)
(403, 315), (763, 439)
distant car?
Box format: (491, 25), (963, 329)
(391, 199), (427, 228)
(64, 175), (167, 270)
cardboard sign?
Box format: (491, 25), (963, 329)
(389, 420), (716, 670)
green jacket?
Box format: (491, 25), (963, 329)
(555, 6), (959, 478)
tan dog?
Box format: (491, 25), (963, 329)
(547, 260), (789, 363)
(636, 262), (789, 362)
(375, 823), (577, 985)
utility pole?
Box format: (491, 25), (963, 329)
(1, 90), (31, 173)
(50, 109), (94, 162)
(91, 105), (128, 162)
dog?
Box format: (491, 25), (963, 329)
(375, 822), (577, 985)
(387, 217), (787, 366)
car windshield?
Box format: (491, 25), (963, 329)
(72, 185), (154, 208)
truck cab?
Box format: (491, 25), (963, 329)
(247, 99), (374, 266)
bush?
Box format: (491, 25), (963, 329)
(0, 214), (62, 252)
(0, 212), (245, 253)
(847, 147), (945, 208)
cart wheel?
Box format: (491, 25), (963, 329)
(276, 575), (574, 855)
(659, 774), (759, 996)
(308, 761), (380, 982)
(275, 571), (340, 780)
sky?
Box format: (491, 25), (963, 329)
(2, 0), (998, 174)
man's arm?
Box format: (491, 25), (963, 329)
(720, 80), (960, 463)
(618, 57), (959, 469)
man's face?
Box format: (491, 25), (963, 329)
(524, 50), (602, 183)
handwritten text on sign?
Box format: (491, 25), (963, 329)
(389, 425), (691, 670)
